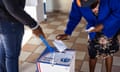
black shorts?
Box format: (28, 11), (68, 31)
(88, 32), (119, 59)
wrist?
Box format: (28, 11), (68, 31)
(31, 24), (39, 30)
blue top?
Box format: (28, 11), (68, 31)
(65, 0), (120, 40)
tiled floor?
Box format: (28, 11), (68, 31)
(19, 12), (120, 72)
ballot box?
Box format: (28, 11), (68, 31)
(36, 48), (75, 72)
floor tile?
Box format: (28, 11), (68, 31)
(72, 43), (88, 51)
(77, 23), (85, 28)
(76, 51), (86, 60)
(46, 18), (55, 22)
(78, 32), (88, 38)
(114, 50), (120, 57)
(75, 38), (88, 44)
(80, 61), (89, 72)
(113, 56), (120, 66)
(112, 65), (120, 72)
(40, 24), (47, 28)
(44, 28), (54, 34)
(64, 41), (74, 48)
(80, 18), (87, 24)
(47, 34), (58, 40)
(75, 60), (82, 71)
(22, 44), (39, 52)
(27, 37), (42, 45)
(94, 63), (102, 72)
(50, 21), (62, 25)
(46, 24), (59, 29)
(72, 32), (80, 37)
(80, 61), (102, 72)
(64, 19), (69, 23)
(20, 51), (32, 61)
(26, 53), (40, 63)
(19, 62), (36, 72)
(34, 45), (46, 54)
(53, 30), (65, 34)
(57, 15), (68, 19)
(56, 25), (66, 30)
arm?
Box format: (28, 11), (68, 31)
(56, 0), (82, 40)
(96, 0), (120, 38)
(64, 0), (82, 35)
(2, 0), (38, 29)
(2, 0), (45, 37)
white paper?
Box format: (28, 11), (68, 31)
(53, 40), (67, 52)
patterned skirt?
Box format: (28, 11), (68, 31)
(88, 32), (119, 59)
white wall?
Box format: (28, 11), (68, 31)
(25, 0), (44, 23)
(46, 0), (53, 12)
(26, 0), (38, 6)
(46, 0), (72, 13)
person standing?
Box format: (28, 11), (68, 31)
(0, 0), (45, 72)
(56, 0), (120, 72)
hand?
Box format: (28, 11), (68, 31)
(86, 24), (103, 33)
(94, 24), (103, 32)
(56, 34), (70, 40)
(32, 26), (46, 38)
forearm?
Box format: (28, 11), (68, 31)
(86, 24), (103, 32)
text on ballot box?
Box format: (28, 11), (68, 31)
(36, 48), (75, 72)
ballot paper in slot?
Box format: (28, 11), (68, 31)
(53, 40), (67, 52)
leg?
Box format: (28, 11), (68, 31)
(0, 35), (6, 72)
(105, 56), (113, 72)
(88, 39), (98, 72)
(89, 58), (97, 72)
(3, 34), (23, 72)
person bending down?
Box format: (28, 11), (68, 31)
(56, 0), (120, 72)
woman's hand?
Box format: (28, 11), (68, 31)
(86, 24), (104, 33)
(94, 24), (104, 32)
(56, 34), (70, 40)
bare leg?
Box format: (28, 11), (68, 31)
(105, 56), (113, 72)
(89, 58), (97, 72)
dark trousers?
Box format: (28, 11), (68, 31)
(0, 20), (24, 72)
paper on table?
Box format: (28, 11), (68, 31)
(53, 39), (67, 52)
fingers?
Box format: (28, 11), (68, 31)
(85, 24), (104, 33)
(56, 34), (70, 40)
(95, 24), (103, 32)
(85, 27), (95, 33)
(32, 26), (46, 38)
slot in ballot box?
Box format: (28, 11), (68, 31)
(36, 48), (75, 72)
